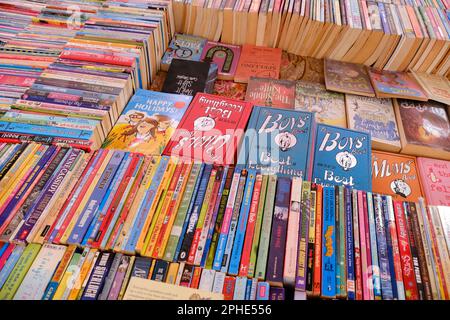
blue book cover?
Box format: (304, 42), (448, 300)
(312, 124), (372, 191)
(177, 164), (213, 262)
(0, 246), (24, 289)
(81, 153), (131, 247)
(81, 252), (115, 300)
(382, 195), (398, 299)
(344, 187), (355, 300)
(131, 257), (153, 279)
(321, 186), (336, 298)
(123, 156), (169, 253)
(239, 106), (315, 179)
(102, 89), (192, 155)
(245, 278), (252, 300)
(0, 121), (93, 140)
(161, 33), (207, 67)
(228, 168), (256, 275)
(367, 192), (382, 299)
(373, 194), (394, 300)
(256, 282), (270, 300)
(68, 151), (125, 244)
(173, 164), (206, 261)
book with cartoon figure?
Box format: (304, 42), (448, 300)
(102, 89), (192, 155)
(312, 124), (372, 191)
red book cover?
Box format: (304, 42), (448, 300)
(222, 276), (236, 300)
(190, 266), (202, 289)
(393, 200), (419, 300)
(163, 93), (253, 165)
(245, 77), (296, 109)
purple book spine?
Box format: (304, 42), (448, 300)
(107, 255), (130, 300)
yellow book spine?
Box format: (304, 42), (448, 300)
(67, 249), (98, 300)
(165, 263), (180, 284)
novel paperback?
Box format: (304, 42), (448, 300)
(234, 45), (282, 83)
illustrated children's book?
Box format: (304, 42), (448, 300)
(162, 59), (212, 96)
(163, 93), (253, 165)
(238, 106), (315, 179)
(416, 157), (450, 206)
(312, 124), (372, 191)
(161, 33), (207, 71)
(201, 41), (241, 80)
(245, 77), (295, 109)
(372, 151), (423, 202)
(102, 89), (192, 155)
(213, 80), (247, 100)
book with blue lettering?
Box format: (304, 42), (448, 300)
(312, 124), (372, 191)
(102, 89), (192, 155)
(239, 106), (315, 179)
(266, 177), (291, 287)
(67, 151), (126, 245)
(321, 186), (336, 299)
(228, 168), (256, 275)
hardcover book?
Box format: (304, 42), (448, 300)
(410, 72), (450, 105)
(213, 80), (247, 101)
(312, 124), (372, 191)
(416, 157), (450, 206)
(102, 89), (192, 155)
(162, 59), (212, 96)
(345, 94), (401, 152)
(201, 41), (241, 80)
(161, 34), (207, 71)
(372, 151), (423, 202)
(234, 44), (282, 83)
(295, 80), (346, 127)
(394, 99), (450, 160)
(163, 93), (253, 165)
(368, 69), (428, 101)
(239, 106), (315, 179)
(280, 53), (325, 84)
(324, 59), (375, 97)
(245, 77), (296, 109)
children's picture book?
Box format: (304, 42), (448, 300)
(161, 34), (207, 71)
(312, 124), (372, 191)
(410, 72), (450, 105)
(102, 89), (192, 155)
(201, 41), (241, 80)
(163, 93), (253, 165)
(245, 77), (295, 109)
(162, 59), (211, 96)
(239, 106), (315, 179)
(234, 45), (282, 83)
(324, 59), (375, 97)
(213, 80), (247, 100)
(367, 69), (428, 101)
(280, 53), (325, 84)
(345, 94), (401, 152)
(295, 80), (346, 127)
(372, 151), (423, 202)
(394, 99), (450, 160)
(416, 157), (450, 206)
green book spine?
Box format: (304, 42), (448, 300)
(163, 164), (202, 261)
(255, 175), (277, 280)
(247, 175), (269, 278)
(0, 243), (41, 300)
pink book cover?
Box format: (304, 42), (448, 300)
(201, 41), (241, 80)
(416, 157), (450, 206)
(357, 190), (369, 300)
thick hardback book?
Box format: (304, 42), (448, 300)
(312, 124), (372, 191)
(372, 151), (423, 202)
(163, 93), (253, 165)
(201, 41), (241, 80)
(245, 77), (296, 109)
(162, 59), (211, 96)
(416, 157), (450, 206)
(345, 94), (401, 152)
(239, 106), (315, 179)
(102, 89), (192, 155)
(324, 59), (375, 97)
(394, 99), (450, 160)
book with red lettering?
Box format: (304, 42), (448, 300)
(416, 157), (450, 206)
(245, 77), (295, 109)
(163, 93), (253, 165)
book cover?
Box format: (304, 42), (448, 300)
(312, 124), (372, 191)
(410, 72), (450, 105)
(234, 44), (282, 83)
(280, 53), (325, 83)
(213, 80), (247, 101)
(368, 69), (428, 101)
(345, 94), (401, 152)
(245, 77), (295, 109)
(161, 33), (207, 70)
(201, 41), (241, 80)
(295, 80), (346, 127)
(324, 59), (375, 97)
(163, 93), (253, 165)
(162, 59), (211, 96)
(394, 99), (450, 160)
(241, 106), (315, 179)
(103, 89), (192, 155)
(416, 157), (450, 206)
(372, 151), (423, 202)
(81, 252), (115, 300)
(321, 186), (336, 299)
